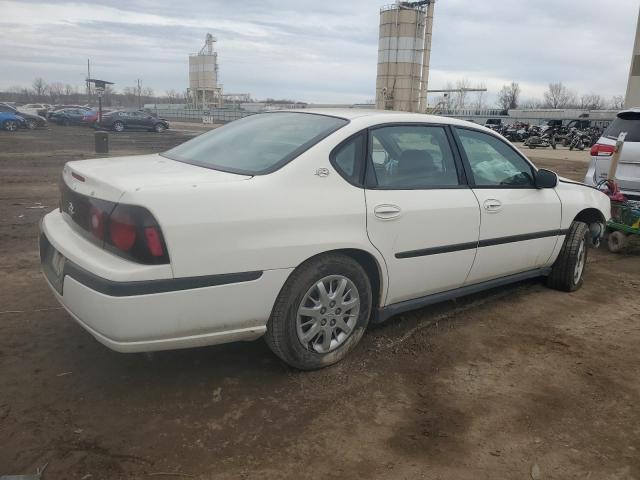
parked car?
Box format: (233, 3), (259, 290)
(50, 108), (89, 126)
(81, 109), (112, 125)
(0, 103), (47, 129)
(40, 110), (610, 369)
(96, 110), (170, 132)
(0, 111), (26, 131)
(48, 105), (91, 119)
(18, 103), (49, 117)
(485, 118), (503, 130)
(585, 109), (640, 199)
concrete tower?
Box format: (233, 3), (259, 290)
(625, 7), (640, 108)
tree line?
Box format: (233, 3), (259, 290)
(1, 77), (190, 108)
(432, 79), (624, 112)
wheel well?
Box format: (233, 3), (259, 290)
(574, 208), (605, 225)
(296, 249), (384, 310)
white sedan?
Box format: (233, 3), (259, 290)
(40, 110), (611, 369)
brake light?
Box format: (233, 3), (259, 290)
(103, 204), (169, 264)
(590, 143), (615, 157)
(109, 210), (137, 251)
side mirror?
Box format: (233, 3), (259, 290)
(535, 169), (558, 189)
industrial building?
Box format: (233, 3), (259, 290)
(376, 0), (435, 112)
(188, 33), (223, 108)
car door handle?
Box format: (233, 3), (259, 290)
(483, 199), (502, 213)
(374, 204), (401, 219)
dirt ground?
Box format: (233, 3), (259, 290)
(1, 124), (639, 479)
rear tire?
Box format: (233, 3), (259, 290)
(113, 121), (124, 132)
(607, 231), (627, 253)
(546, 221), (589, 292)
(265, 254), (372, 370)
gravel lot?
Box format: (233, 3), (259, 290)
(1, 124), (639, 479)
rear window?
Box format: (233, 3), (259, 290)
(162, 112), (348, 175)
(604, 112), (640, 142)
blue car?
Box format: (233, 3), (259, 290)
(0, 112), (26, 131)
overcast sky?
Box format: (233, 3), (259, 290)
(1, 0), (639, 105)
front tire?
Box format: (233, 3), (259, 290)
(547, 221), (589, 292)
(153, 123), (166, 133)
(26, 119), (38, 129)
(265, 254), (372, 370)
(3, 120), (18, 131)
(113, 121), (124, 132)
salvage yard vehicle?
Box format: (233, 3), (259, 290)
(0, 111), (26, 131)
(0, 103), (47, 129)
(585, 109), (640, 199)
(50, 108), (89, 126)
(40, 110), (611, 370)
(96, 110), (170, 132)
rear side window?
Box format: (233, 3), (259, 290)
(331, 133), (365, 185)
(367, 125), (460, 188)
(604, 113), (640, 142)
(163, 112), (348, 175)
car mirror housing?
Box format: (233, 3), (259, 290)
(535, 169), (558, 189)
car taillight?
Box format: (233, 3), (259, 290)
(109, 210), (137, 251)
(590, 143), (615, 157)
(104, 204), (169, 264)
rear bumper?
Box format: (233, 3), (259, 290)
(40, 211), (292, 352)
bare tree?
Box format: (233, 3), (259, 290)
(48, 82), (65, 103)
(579, 94), (604, 110)
(473, 82), (487, 111)
(609, 95), (625, 110)
(453, 78), (470, 109)
(165, 89), (179, 104)
(497, 82), (520, 111)
(32, 77), (48, 99)
(543, 82), (576, 109)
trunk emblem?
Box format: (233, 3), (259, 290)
(67, 201), (75, 216)
(315, 168), (330, 177)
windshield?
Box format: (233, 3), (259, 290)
(162, 112), (348, 175)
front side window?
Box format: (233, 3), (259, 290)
(456, 128), (534, 187)
(163, 112), (348, 175)
(367, 125), (460, 188)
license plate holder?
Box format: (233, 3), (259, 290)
(40, 234), (66, 294)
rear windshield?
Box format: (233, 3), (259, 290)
(162, 112), (348, 175)
(604, 112), (640, 142)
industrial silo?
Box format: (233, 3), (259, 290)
(188, 34), (222, 108)
(376, 1), (435, 112)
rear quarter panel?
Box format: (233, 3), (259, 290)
(120, 118), (388, 298)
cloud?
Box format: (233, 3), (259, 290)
(0, 0), (638, 104)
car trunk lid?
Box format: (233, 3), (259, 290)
(60, 154), (251, 235)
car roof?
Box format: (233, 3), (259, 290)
(277, 108), (493, 131)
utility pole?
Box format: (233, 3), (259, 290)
(137, 79), (141, 109)
(86, 59), (91, 105)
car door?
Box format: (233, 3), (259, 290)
(453, 127), (562, 284)
(364, 124), (481, 305)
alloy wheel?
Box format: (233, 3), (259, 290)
(573, 239), (586, 284)
(296, 275), (360, 354)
